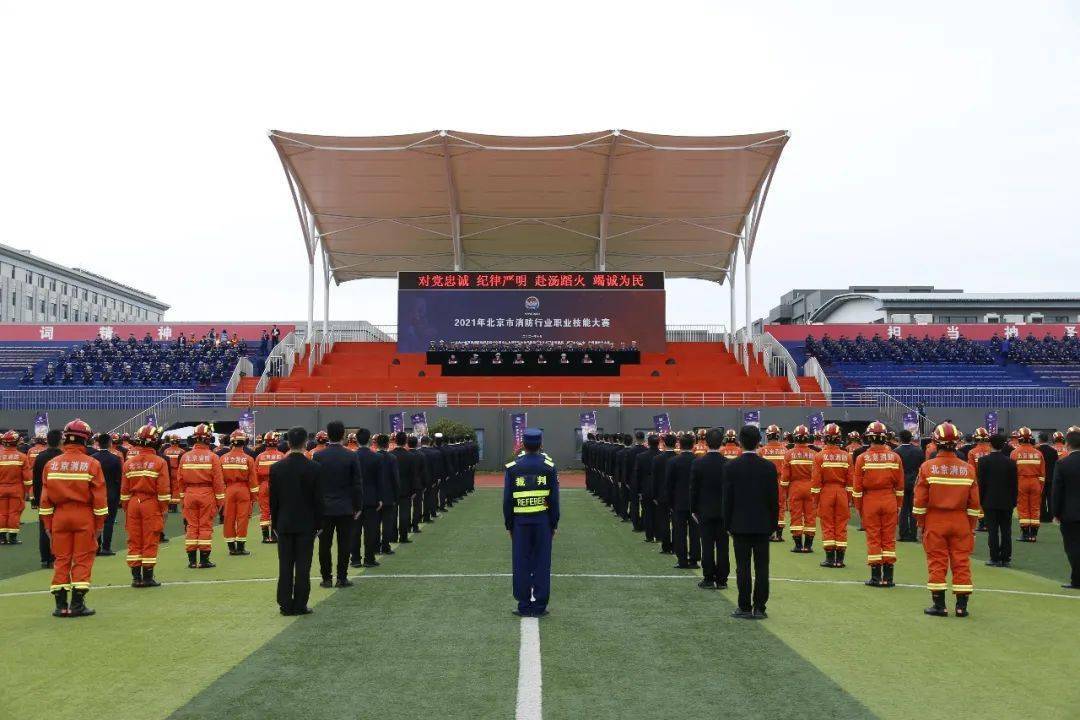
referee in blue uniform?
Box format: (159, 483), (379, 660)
(503, 428), (560, 617)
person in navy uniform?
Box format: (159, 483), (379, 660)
(503, 428), (560, 617)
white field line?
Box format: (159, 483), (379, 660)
(515, 617), (543, 720)
(1, 571), (1077, 600)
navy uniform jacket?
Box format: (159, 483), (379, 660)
(92, 449), (123, 506)
(503, 451), (560, 531)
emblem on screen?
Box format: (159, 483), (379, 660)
(525, 296), (540, 311)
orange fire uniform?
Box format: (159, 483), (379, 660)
(120, 446), (171, 569)
(162, 443), (185, 506)
(758, 441), (788, 531)
(220, 447), (259, 544)
(913, 451), (980, 595)
(39, 444), (108, 592)
(967, 441), (992, 469)
(177, 444), (225, 552)
(923, 441), (938, 461)
(1011, 445), (1045, 530)
(720, 443), (741, 461)
(853, 445), (905, 566)
(0, 447), (29, 536)
(811, 447), (853, 552)
(782, 444), (817, 540)
(255, 447), (285, 530)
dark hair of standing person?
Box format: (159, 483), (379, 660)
(739, 425), (762, 451)
(326, 421), (345, 443)
(287, 427), (307, 450)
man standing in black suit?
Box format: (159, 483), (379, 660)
(1037, 432), (1059, 524)
(32, 429), (63, 568)
(376, 434), (401, 555)
(419, 435), (443, 523)
(635, 434), (661, 542)
(91, 433), (123, 557)
(390, 431), (422, 544)
(977, 434), (1018, 567)
(270, 427), (324, 616)
(1052, 429), (1080, 589)
(312, 421), (363, 588)
(723, 425), (779, 619)
(666, 433), (700, 569)
(691, 428), (729, 589)
(352, 429), (384, 568)
(895, 430), (924, 542)
(651, 434), (677, 554)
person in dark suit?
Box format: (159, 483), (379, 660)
(690, 428), (729, 589)
(722, 425), (779, 619)
(666, 433), (700, 569)
(1037, 432), (1059, 523)
(623, 431), (648, 531)
(91, 433), (123, 557)
(419, 435), (444, 523)
(651, 434), (677, 554)
(635, 434), (661, 542)
(895, 430), (923, 542)
(391, 431), (422, 544)
(977, 434), (1019, 567)
(270, 427), (324, 616)
(407, 436), (429, 534)
(375, 434), (401, 554)
(1052, 430), (1080, 589)
(312, 421), (363, 588)
(351, 429), (385, 568)
(32, 429), (63, 568)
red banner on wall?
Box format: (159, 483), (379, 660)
(765, 323), (1078, 342)
(0, 323), (295, 342)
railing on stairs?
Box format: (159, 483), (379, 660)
(751, 332), (800, 393)
(256, 331), (305, 393)
(803, 357), (833, 399)
(109, 391), (193, 435)
(224, 357), (253, 401)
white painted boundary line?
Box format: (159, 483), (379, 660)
(515, 617), (543, 720)
(1, 572), (1077, 601)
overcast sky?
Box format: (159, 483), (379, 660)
(3, 2), (1078, 329)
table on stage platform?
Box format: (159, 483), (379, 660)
(427, 350), (640, 376)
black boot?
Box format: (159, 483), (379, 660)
(0, 533), (7, 545)
(142, 566), (161, 588)
(954, 593), (970, 618)
(52, 588), (69, 617)
(882, 564), (895, 587)
(199, 550), (215, 568)
(68, 589), (95, 617)
(924, 590), (948, 617)
(261, 526), (271, 544)
(803, 536), (814, 553)
(187, 550), (197, 568)
(1031, 526), (1039, 542)
(236, 541), (249, 556)
(131, 566), (144, 588)
(1021, 526), (1031, 542)
(9, 532), (21, 545)
(865, 564), (882, 587)
(791, 535), (803, 553)
(835, 549), (846, 568)
(820, 550), (836, 568)
(227, 541), (237, 555)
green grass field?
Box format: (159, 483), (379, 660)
(2, 486), (1078, 720)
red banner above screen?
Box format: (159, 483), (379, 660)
(0, 323), (294, 342)
(765, 323), (1078, 342)
(397, 271), (666, 352)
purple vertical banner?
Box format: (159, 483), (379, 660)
(510, 412), (528, 452)
(33, 411), (49, 439)
(238, 410), (255, 437)
(742, 410), (760, 428)
(984, 411), (998, 435)
(145, 413), (157, 427)
(653, 413), (671, 433)
(808, 411), (825, 435)
(903, 411), (919, 436)
(579, 411), (597, 437)
(410, 412), (428, 437)
(390, 412), (405, 434)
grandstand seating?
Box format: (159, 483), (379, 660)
(261, 342), (819, 396)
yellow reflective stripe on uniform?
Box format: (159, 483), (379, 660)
(71, 582), (91, 590)
(157, 494), (171, 501)
(544, 459), (555, 467)
(512, 490), (551, 499)
(1016, 459), (1042, 465)
(258, 461), (279, 466)
(182, 463), (213, 470)
(850, 491), (863, 498)
(789, 460), (813, 466)
(505, 461), (516, 468)
(927, 582), (947, 590)
(119, 494), (131, 501)
(93, 507), (109, 516)
(810, 488), (821, 494)
(214, 493), (226, 500)
(895, 491), (905, 497)
(48, 472), (93, 481)
(912, 507), (927, 515)
(0, 460), (23, 466)
(250, 487), (259, 493)
(925, 476), (973, 486)
(125, 470), (160, 478)
(513, 504), (548, 514)
(952, 585), (974, 592)
(821, 462), (849, 468)
(221, 464), (248, 470)
(38, 507), (54, 515)
(966, 508), (981, 516)
(862, 462), (900, 469)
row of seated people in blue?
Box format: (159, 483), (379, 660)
(805, 331), (1078, 365)
(26, 359), (228, 386)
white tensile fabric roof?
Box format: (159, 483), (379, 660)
(269, 129), (788, 285)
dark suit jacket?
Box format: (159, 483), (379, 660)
(375, 450), (400, 505)
(895, 443), (923, 488)
(623, 444), (647, 492)
(312, 444), (363, 516)
(976, 450), (1018, 511)
(390, 447), (424, 499)
(357, 446), (387, 508)
(32, 447), (63, 505)
(722, 452), (779, 535)
(651, 450), (675, 502)
(419, 446), (445, 487)
(92, 449), (123, 505)
(665, 451), (695, 511)
(690, 451), (727, 520)
(1052, 452), (1080, 523)
(635, 448), (659, 500)
(269, 452), (324, 534)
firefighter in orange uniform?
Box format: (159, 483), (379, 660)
(221, 430), (259, 556)
(0, 431), (29, 544)
(758, 425), (788, 542)
(311, 430), (330, 456)
(39, 419), (107, 617)
(845, 431), (863, 455)
(1011, 427), (1046, 542)
(782, 425), (817, 553)
(811, 424), (853, 568)
(720, 430), (742, 461)
(914, 422), (981, 617)
(120, 425), (171, 588)
(177, 424), (225, 568)
(255, 432), (285, 543)
(345, 433), (360, 452)
(1051, 431), (1067, 459)
(161, 435), (185, 513)
(853, 421), (905, 586)
(26, 436), (48, 493)
(693, 429), (708, 457)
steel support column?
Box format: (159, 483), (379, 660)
(743, 238), (751, 374)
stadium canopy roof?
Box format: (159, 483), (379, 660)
(269, 129), (788, 285)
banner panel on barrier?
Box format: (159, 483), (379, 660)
(766, 323), (1076, 342)
(0, 323), (294, 342)
(397, 271), (666, 352)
